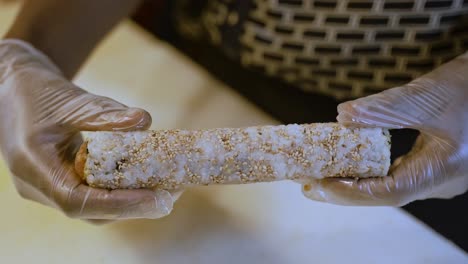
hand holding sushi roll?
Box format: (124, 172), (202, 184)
(0, 40), (179, 220)
(302, 53), (468, 206)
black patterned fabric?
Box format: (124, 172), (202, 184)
(175, 0), (468, 99)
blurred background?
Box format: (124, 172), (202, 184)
(0, 1), (467, 263)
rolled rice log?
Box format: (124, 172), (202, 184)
(75, 123), (391, 190)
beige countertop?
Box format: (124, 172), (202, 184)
(0, 3), (466, 263)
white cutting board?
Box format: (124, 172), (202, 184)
(0, 4), (466, 263)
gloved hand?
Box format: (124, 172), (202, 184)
(302, 52), (468, 206)
(0, 39), (179, 220)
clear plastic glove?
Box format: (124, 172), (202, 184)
(303, 52), (468, 206)
(0, 39), (179, 220)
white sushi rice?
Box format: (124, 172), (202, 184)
(82, 123), (391, 190)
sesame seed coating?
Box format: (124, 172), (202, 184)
(79, 123), (391, 190)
